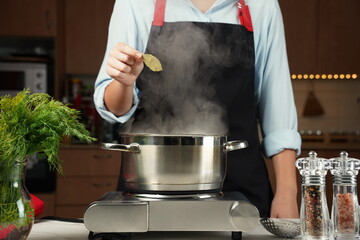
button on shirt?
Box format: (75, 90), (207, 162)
(94, 0), (302, 158)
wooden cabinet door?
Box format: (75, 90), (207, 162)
(278, 0), (318, 74)
(55, 147), (121, 218)
(0, 0), (57, 37)
(279, 0), (360, 74)
(318, 0), (360, 74)
(56, 177), (118, 205)
(59, 148), (121, 177)
(65, 0), (114, 74)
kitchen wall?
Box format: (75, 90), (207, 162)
(293, 79), (360, 133)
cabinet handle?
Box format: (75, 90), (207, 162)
(93, 154), (112, 159)
(44, 10), (52, 30)
(92, 182), (112, 188)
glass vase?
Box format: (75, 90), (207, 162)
(0, 160), (34, 240)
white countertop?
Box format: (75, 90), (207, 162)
(27, 219), (301, 240)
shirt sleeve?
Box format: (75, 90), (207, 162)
(254, 0), (302, 157)
(93, 0), (141, 124)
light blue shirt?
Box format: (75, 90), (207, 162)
(94, 0), (302, 158)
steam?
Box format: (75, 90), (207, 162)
(128, 23), (242, 135)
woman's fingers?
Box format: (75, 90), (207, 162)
(110, 49), (135, 66)
(106, 65), (134, 86)
(106, 42), (144, 85)
(116, 42), (143, 59)
(108, 55), (131, 73)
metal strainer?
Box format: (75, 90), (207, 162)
(260, 218), (301, 238)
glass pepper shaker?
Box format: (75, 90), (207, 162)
(330, 151), (360, 240)
(296, 151), (331, 240)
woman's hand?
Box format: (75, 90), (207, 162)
(106, 42), (144, 86)
(270, 190), (299, 218)
(103, 43), (143, 116)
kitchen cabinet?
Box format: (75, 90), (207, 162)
(65, 0), (114, 74)
(55, 145), (121, 218)
(278, 0), (318, 74)
(0, 0), (57, 37)
(279, 0), (360, 75)
(318, 0), (360, 74)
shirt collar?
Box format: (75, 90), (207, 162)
(186, 0), (237, 13)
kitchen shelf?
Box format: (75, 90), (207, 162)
(301, 133), (360, 151)
(302, 133), (360, 143)
(302, 142), (360, 151)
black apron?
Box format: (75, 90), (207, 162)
(120, 0), (273, 217)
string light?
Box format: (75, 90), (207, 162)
(291, 74), (358, 80)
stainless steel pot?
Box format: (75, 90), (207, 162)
(102, 134), (248, 192)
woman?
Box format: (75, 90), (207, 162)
(94, 0), (301, 218)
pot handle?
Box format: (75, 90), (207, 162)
(224, 140), (248, 152)
(101, 143), (141, 154)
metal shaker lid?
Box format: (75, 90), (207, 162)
(330, 151), (360, 176)
(295, 151), (331, 176)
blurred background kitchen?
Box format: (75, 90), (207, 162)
(0, 0), (359, 219)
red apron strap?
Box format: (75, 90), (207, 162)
(153, 0), (166, 26)
(153, 0), (252, 30)
(238, 0), (253, 32)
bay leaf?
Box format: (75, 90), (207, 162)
(142, 54), (163, 72)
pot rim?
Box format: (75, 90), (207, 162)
(120, 133), (228, 138)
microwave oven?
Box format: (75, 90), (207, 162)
(0, 62), (48, 96)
